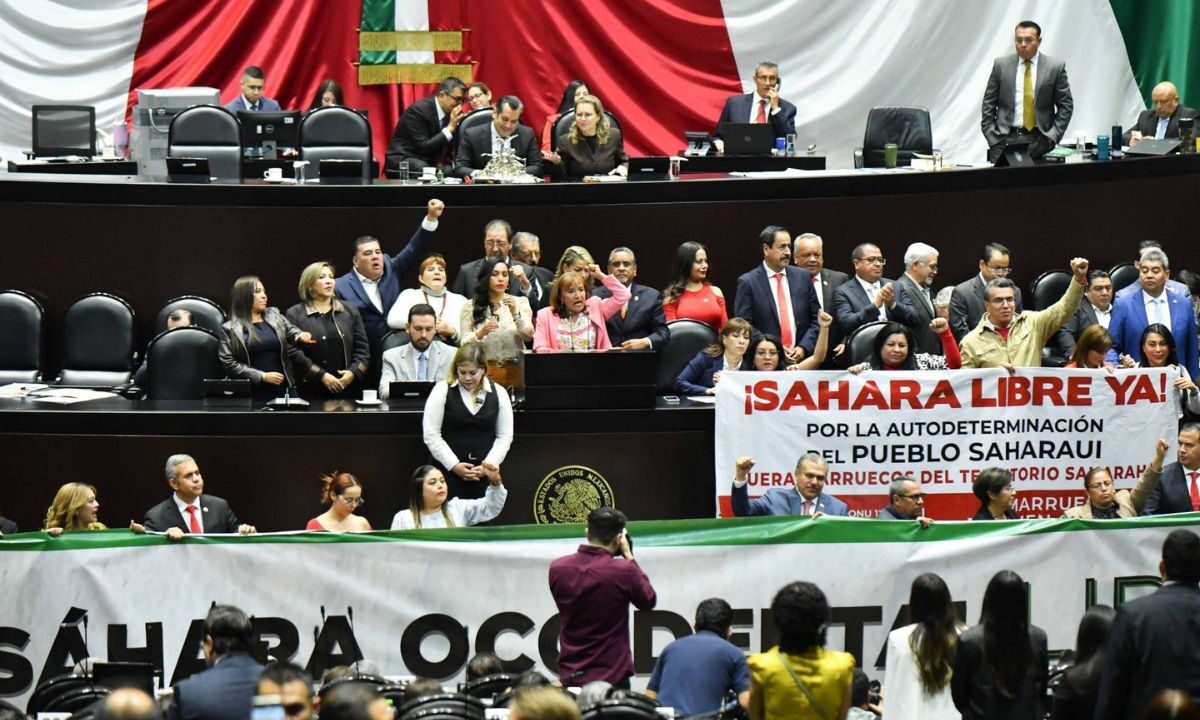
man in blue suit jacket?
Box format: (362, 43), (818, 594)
(1143, 427), (1200, 516)
(223, 66), (282, 113)
(1106, 249), (1199, 379)
(734, 226), (820, 362)
(714, 61), (797, 147)
(167, 605), (263, 720)
(594, 247), (670, 350)
(731, 454), (849, 517)
(336, 199), (443, 385)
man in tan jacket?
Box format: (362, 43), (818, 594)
(960, 257), (1087, 369)
(1063, 442), (1166, 519)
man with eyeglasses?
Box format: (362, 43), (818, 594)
(713, 61), (797, 153)
(960, 257), (1088, 369)
(386, 76), (467, 174)
(895, 243), (943, 355)
(878, 477), (933, 527)
(1063, 465), (1157, 519)
(949, 243), (1024, 343)
(832, 243), (918, 337)
(450, 219), (537, 301)
(981, 20), (1073, 163)
(794, 233), (849, 367)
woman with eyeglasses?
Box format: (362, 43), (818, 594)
(387, 253), (469, 345)
(307, 472), (371, 532)
(1062, 460), (1160, 520)
(390, 464), (506, 530)
(749, 312), (834, 371)
(848, 319), (961, 374)
(970, 467), (1018, 520)
(466, 82), (493, 111)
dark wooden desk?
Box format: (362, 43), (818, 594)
(678, 153), (826, 172)
(7, 158), (138, 174)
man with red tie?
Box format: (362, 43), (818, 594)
(142, 454), (256, 540)
(1144, 425), (1200, 516)
(713, 61), (797, 152)
(733, 225), (820, 364)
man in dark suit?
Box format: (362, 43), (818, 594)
(1054, 269), (1113, 358)
(451, 95), (542, 179)
(1106, 248), (1200, 378)
(793, 233), (849, 367)
(894, 242), (942, 355)
(730, 455), (849, 517)
(950, 243), (1024, 342)
(594, 247), (670, 350)
(385, 77), (466, 174)
(513, 231), (553, 312)
(1095, 529), (1200, 720)
(223, 66), (281, 113)
(832, 243), (918, 337)
(713, 61), (797, 150)
(1125, 82), (1195, 145)
(450, 219), (537, 302)
(1143, 426), (1200, 516)
(143, 454), (255, 540)
(734, 225), (820, 362)
(981, 20), (1073, 162)
(335, 199), (442, 387)
(167, 605), (263, 720)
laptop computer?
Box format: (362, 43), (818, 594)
(995, 139), (1036, 167)
(388, 381), (434, 405)
(1125, 138), (1182, 156)
(166, 157), (211, 183)
(203, 378), (251, 398)
(722, 123), (775, 155)
(628, 156), (669, 181)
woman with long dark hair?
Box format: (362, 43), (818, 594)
(886, 573), (963, 719)
(219, 275), (314, 400)
(389, 464), (506, 529)
(308, 79), (345, 110)
(748, 581), (854, 720)
(1051, 605), (1115, 720)
(848, 319), (961, 373)
(1118, 323), (1200, 417)
(459, 258), (533, 381)
(662, 241), (727, 331)
(952, 570), (1048, 720)
(541, 79), (589, 151)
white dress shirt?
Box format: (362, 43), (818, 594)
(1014, 52), (1040, 127)
(173, 493), (203, 533)
(856, 276), (887, 321)
(764, 262), (795, 339)
(422, 378), (514, 469)
(354, 270), (383, 313)
(1143, 290), (1171, 328)
(746, 92), (781, 123)
(1092, 302), (1112, 329)
(810, 273), (824, 310)
(390, 483), (507, 529)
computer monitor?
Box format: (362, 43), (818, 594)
(237, 110), (301, 158)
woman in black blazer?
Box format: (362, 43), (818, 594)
(1050, 604), (1115, 720)
(543, 94), (627, 179)
(286, 261), (369, 400)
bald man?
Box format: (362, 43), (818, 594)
(96, 688), (162, 720)
(1126, 82), (1195, 145)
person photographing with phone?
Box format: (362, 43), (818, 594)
(549, 507), (657, 688)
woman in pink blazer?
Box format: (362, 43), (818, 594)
(533, 264), (630, 352)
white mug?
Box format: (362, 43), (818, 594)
(362, 389), (378, 403)
(263, 167), (283, 181)
(421, 167), (436, 177)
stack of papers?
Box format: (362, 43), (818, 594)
(0, 383), (48, 397)
(28, 388), (118, 405)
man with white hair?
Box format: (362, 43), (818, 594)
(895, 242), (943, 355)
(1107, 248), (1199, 378)
(793, 232), (848, 367)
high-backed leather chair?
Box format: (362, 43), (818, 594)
(144, 326), (222, 400)
(298, 106), (372, 180)
(458, 108), (495, 137)
(656, 320), (717, 392)
(154, 295), (226, 336)
(0, 289), (44, 383)
(1030, 270), (1072, 311)
(57, 292), (135, 387)
(168, 105), (242, 179)
(551, 110), (622, 151)
(382, 329), (411, 352)
(845, 320), (891, 366)
(854, 106), (933, 168)
(1108, 262), (1139, 294)
(397, 693), (485, 720)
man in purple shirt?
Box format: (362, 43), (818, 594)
(548, 507), (657, 688)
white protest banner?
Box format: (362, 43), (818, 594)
(714, 368), (1179, 518)
(0, 517), (1196, 708)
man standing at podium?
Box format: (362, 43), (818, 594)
(224, 66), (281, 113)
(981, 20), (1073, 162)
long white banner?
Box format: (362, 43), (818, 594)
(714, 368), (1179, 518)
(0, 517), (1195, 708)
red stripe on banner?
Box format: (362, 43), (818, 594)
(718, 491), (1092, 520)
(127, 0), (742, 166)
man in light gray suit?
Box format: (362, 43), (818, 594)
(379, 304), (455, 398)
(981, 20), (1073, 162)
(895, 242), (942, 355)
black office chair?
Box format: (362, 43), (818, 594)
(458, 673), (518, 701)
(168, 105), (243, 180)
(144, 327), (222, 400)
(0, 289), (44, 383)
(382, 329), (411, 352)
(458, 108), (495, 137)
(45, 686), (109, 714)
(30, 105), (96, 158)
(854, 106), (933, 168)
(580, 691), (661, 720)
(656, 320), (717, 393)
(844, 321), (891, 366)
(397, 693), (485, 720)
(551, 110), (622, 151)
(27, 675), (95, 715)
(57, 292), (136, 387)
(1109, 261), (1139, 294)
(1030, 270), (1072, 311)
(299, 106), (373, 180)
(155, 295), (226, 335)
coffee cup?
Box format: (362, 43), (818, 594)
(421, 167), (436, 178)
(263, 167), (283, 181)
(362, 389), (378, 403)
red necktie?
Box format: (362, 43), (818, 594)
(185, 505), (201, 534)
(774, 273), (793, 348)
(1190, 472), (1200, 512)
(756, 99), (768, 124)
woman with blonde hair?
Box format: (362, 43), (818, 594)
(1066, 325), (1115, 370)
(306, 471), (371, 532)
(44, 483), (106, 536)
(543, 94), (627, 179)
(390, 464), (506, 529)
(286, 262), (369, 399)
